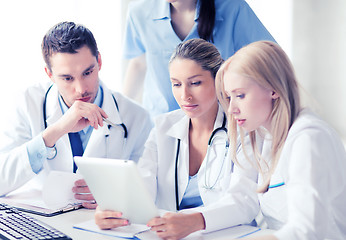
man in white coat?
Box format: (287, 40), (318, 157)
(0, 22), (152, 208)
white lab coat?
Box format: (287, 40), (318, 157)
(227, 109), (346, 240)
(0, 81), (152, 196)
(137, 107), (260, 233)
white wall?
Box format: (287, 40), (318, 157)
(248, 0), (346, 143)
(0, 0), (122, 125)
(246, 0), (293, 57)
(292, 0), (346, 140)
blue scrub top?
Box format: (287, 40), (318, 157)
(179, 174), (204, 210)
(123, 0), (275, 116)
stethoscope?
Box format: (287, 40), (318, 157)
(43, 85), (128, 153)
(174, 113), (229, 211)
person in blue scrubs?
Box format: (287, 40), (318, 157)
(122, 0), (275, 117)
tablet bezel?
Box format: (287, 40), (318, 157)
(74, 157), (159, 224)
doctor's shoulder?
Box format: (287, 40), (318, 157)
(214, 0), (256, 19)
(111, 91), (152, 125)
(127, 0), (158, 16)
(283, 109), (346, 169)
(215, 0), (246, 10)
(125, 0), (158, 31)
(286, 109), (343, 145)
(0, 81), (51, 134)
(13, 81), (51, 115)
(21, 81), (51, 102)
(153, 109), (185, 130)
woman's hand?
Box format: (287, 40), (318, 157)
(147, 212), (205, 240)
(94, 206), (129, 230)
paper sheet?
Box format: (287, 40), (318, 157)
(73, 219), (158, 239)
(1, 171), (84, 211)
(42, 171), (84, 209)
(74, 219), (261, 240)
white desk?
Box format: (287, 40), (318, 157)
(27, 208), (116, 240)
(27, 208), (274, 240)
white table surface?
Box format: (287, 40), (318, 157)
(27, 208), (274, 240)
(27, 208), (116, 240)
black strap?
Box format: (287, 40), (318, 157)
(111, 94), (119, 111)
(208, 113), (227, 145)
(111, 94), (128, 138)
(43, 85), (53, 129)
(175, 139), (181, 211)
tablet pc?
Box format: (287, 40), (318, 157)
(74, 157), (159, 224)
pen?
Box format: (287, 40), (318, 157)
(268, 182), (285, 189)
(134, 227), (152, 237)
(102, 117), (118, 128)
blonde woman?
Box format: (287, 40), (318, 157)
(216, 40), (346, 239)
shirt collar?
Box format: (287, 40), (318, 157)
(58, 85), (103, 133)
(166, 104), (225, 141)
(150, 0), (223, 23)
(151, 0), (200, 21)
(151, 0), (170, 20)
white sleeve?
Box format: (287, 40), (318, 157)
(137, 128), (159, 203)
(128, 110), (153, 162)
(199, 137), (261, 233)
(179, 162), (260, 233)
(200, 168), (260, 233)
(0, 96), (37, 196)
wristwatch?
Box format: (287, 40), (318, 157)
(47, 145), (57, 160)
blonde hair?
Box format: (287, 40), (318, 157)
(215, 41), (301, 191)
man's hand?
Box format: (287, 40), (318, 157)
(42, 101), (108, 147)
(147, 212), (205, 240)
(94, 206), (129, 229)
(59, 101), (107, 133)
(72, 179), (97, 209)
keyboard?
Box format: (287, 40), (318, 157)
(0, 203), (72, 240)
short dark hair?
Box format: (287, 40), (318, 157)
(41, 21), (98, 72)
